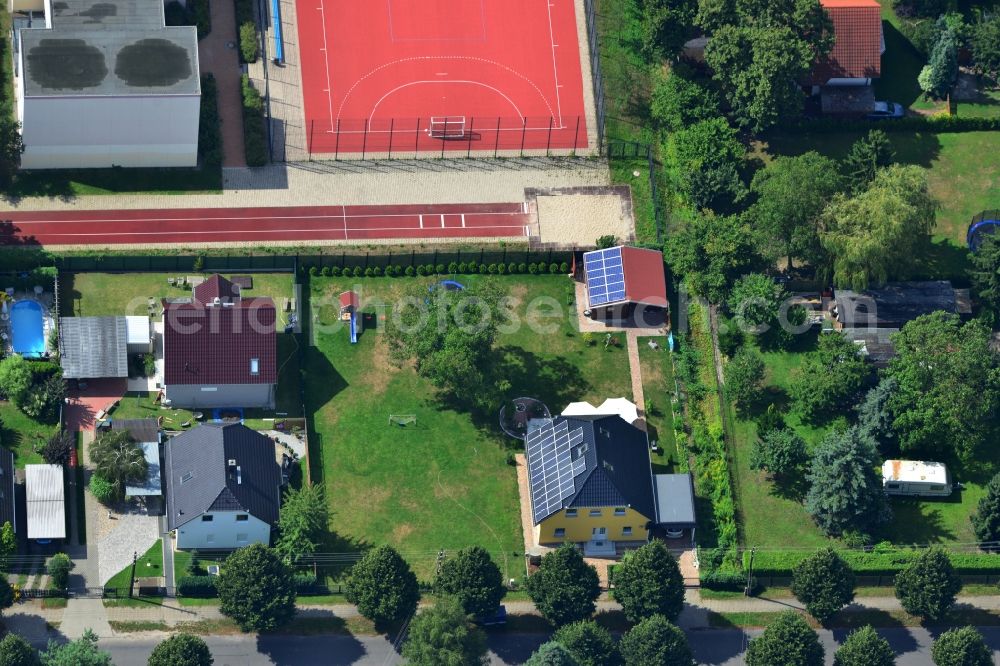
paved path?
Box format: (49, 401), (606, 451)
(197, 0), (246, 167)
(625, 332), (644, 419)
(60, 598), (113, 639)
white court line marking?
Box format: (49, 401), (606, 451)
(369, 80), (524, 121)
(545, 0), (564, 123)
(317, 0), (335, 130)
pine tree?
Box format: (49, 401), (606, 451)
(972, 472), (1000, 548)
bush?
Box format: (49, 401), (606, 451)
(191, 0), (211, 39)
(47, 553), (73, 592)
(197, 75), (222, 168)
(701, 569), (758, 593)
(240, 75), (268, 167)
(88, 474), (116, 504)
(487, 263), (497, 274)
(528, 263), (538, 274)
(364, 267), (374, 278)
(321, 266), (332, 277)
(372, 266), (382, 277)
(549, 262), (560, 273)
(436, 264), (446, 274)
(559, 262), (569, 273)
(497, 263), (506, 275)
(458, 262), (468, 273)
(393, 265), (403, 277)
(238, 21), (258, 63)
(293, 572), (320, 594)
(479, 263), (488, 274)
(330, 266), (342, 277)
(177, 575), (218, 598)
(518, 262), (527, 273)
(164, 1), (187, 26)
(748, 547), (1000, 577)
(352, 266), (362, 277)
(448, 262), (458, 273)
(416, 265), (427, 276)
(509, 262), (518, 274)
(405, 266), (415, 277)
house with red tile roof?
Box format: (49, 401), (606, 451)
(811, 0), (885, 113)
(161, 275), (277, 409)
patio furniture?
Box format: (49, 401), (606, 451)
(33, 285), (43, 295)
(167, 278), (175, 286)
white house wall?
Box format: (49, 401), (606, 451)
(19, 94), (200, 169)
(176, 511), (271, 550)
(165, 383), (275, 409)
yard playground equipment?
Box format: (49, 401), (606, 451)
(339, 290), (361, 344)
(967, 210), (1000, 251)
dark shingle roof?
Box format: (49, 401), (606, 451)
(59, 316), (128, 379)
(0, 449), (15, 534)
(164, 423), (281, 530)
(111, 418), (160, 444)
(525, 415), (656, 524)
(834, 281), (961, 328)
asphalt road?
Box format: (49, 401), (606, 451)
(82, 627), (1000, 665)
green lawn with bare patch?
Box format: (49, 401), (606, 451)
(304, 275), (632, 580)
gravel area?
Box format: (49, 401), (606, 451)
(535, 193), (634, 246)
(97, 506), (159, 585)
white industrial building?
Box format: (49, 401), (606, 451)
(10, 0), (200, 169)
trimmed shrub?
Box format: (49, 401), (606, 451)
(308, 266), (319, 276)
(330, 266), (342, 277)
(416, 265), (427, 276)
(198, 75), (222, 168)
(177, 576), (218, 598)
(364, 267), (374, 278)
(393, 265), (403, 277)
(425, 264), (435, 275)
(352, 266), (362, 277)
(518, 262), (527, 273)
(509, 262), (518, 274)
(702, 569), (758, 593)
(405, 266), (415, 277)
(497, 263), (507, 274)
(293, 572), (320, 594)
(549, 262), (560, 273)
(321, 266), (332, 277)
(448, 262), (458, 273)
(458, 262), (468, 273)
(436, 263), (446, 274)
(487, 263), (497, 274)
(372, 266), (382, 277)
(240, 75), (267, 167)
(747, 548), (1000, 578)
(560, 261), (569, 273)
(528, 263), (538, 274)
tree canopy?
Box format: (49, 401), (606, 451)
(791, 548), (855, 623)
(89, 430), (148, 499)
(0, 118), (23, 191)
(401, 596), (489, 666)
(805, 428), (889, 537)
(749, 152), (842, 269)
(40, 630), (111, 666)
(724, 347), (765, 412)
(385, 278), (510, 411)
(819, 165), (936, 290)
(666, 213), (758, 304)
(886, 313), (1000, 462)
(971, 472), (1000, 547)
(524, 642), (579, 666)
(666, 117), (747, 213)
(618, 615), (694, 666)
(526, 544), (600, 626)
(789, 333), (870, 421)
(434, 546), (506, 619)
(969, 232), (1000, 326)
(894, 547), (961, 621)
(551, 621), (619, 666)
(832, 625), (895, 666)
(931, 626), (992, 666)
(275, 482), (328, 562)
(345, 544), (420, 626)
(745, 611), (824, 666)
(216, 544), (297, 632)
(0, 356), (33, 405)
(0, 633), (40, 666)
(971, 15), (1000, 81)
(611, 541), (685, 623)
(919, 26), (958, 98)
(147, 634), (213, 666)
(638, 0), (698, 60)
(855, 377), (898, 457)
(750, 427), (807, 481)
(842, 130), (895, 194)
(650, 69), (721, 133)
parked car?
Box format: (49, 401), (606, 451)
(867, 101), (905, 120)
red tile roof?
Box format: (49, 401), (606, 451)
(813, 0), (883, 84)
(339, 291), (358, 311)
(162, 297), (277, 386)
(194, 275), (241, 304)
(621, 247), (668, 307)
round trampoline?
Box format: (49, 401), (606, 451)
(499, 397), (552, 440)
(967, 209), (1000, 251)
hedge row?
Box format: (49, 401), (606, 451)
(235, 0), (258, 63)
(307, 261), (570, 278)
(241, 75), (268, 167)
(198, 75), (222, 169)
(177, 575), (217, 598)
(779, 114), (1000, 135)
(745, 548), (1000, 577)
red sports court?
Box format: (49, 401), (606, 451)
(296, 0), (591, 156)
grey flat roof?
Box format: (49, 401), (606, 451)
(59, 317), (128, 379)
(126, 441), (162, 497)
(654, 474), (696, 528)
(19, 0), (198, 97)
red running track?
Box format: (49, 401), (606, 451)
(0, 203), (531, 246)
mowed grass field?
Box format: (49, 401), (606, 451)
(60, 272), (296, 320)
(728, 333), (991, 549)
(305, 275), (632, 580)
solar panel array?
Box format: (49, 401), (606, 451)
(584, 247), (626, 306)
(526, 419), (588, 523)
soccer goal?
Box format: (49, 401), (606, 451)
(388, 414), (417, 427)
(427, 116), (466, 139)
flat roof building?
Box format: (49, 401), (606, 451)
(25, 464), (65, 540)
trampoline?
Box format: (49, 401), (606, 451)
(967, 210), (1000, 251)
(10, 300), (45, 357)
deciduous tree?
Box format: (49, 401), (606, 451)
(0, 633), (40, 666)
(666, 213), (758, 304)
(833, 625), (894, 666)
(612, 541), (684, 623)
(216, 544), (296, 632)
(750, 428), (807, 481)
(345, 544), (419, 626)
(724, 347), (765, 412)
(931, 626), (992, 666)
(650, 70), (720, 133)
(791, 548), (855, 623)
(894, 547), (961, 621)
(805, 428), (889, 537)
(552, 621), (618, 666)
(819, 165), (936, 290)
(401, 596), (488, 666)
(0, 118), (23, 191)
(525, 642), (578, 666)
(40, 630), (111, 666)
(275, 483), (328, 562)
(618, 614), (694, 666)
(147, 634), (213, 666)
(639, 0), (698, 60)
(0, 356), (32, 405)
(789, 333), (869, 421)
(46, 553), (73, 593)
(971, 15), (1000, 82)
(434, 545), (506, 619)
(886, 313), (1000, 462)
(666, 117), (747, 212)
(526, 544), (600, 626)
(745, 611), (824, 666)
(0, 522), (16, 573)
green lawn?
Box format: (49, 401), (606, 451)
(243, 334), (304, 427)
(306, 274), (631, 580)
(729, 334), (993, 548)
(111, 393), (200, 431)
(104, 539), (163, 598)
(0, 402), (58, 467)
(60, 272), (295, 320)
(638, 338), (678, 473)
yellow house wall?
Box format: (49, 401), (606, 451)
(538, 507), (651, 544)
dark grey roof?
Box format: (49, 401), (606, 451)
(834, 281), (962, 328)
(0, 449), (15, 534)
(525, 415), (656, 524)
(165, 423), (281, 530)
(653, 474), (696, 527)
(18, 0), (199, 97)
(59, 317), (128, 379)
(841, 328), (900, 366)
(112, 418), (160, 444)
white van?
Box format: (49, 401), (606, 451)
(882, 460), (952, 497)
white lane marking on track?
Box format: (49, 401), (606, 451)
(15, 211), (527, 224)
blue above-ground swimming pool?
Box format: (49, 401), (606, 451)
(10, 300), (45, 357)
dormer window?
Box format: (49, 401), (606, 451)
(250, 358), (260, 375)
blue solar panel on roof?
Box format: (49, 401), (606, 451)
(584, 247), (627, 307)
